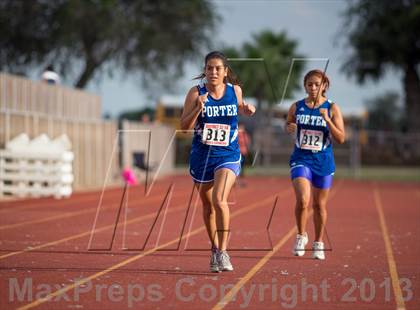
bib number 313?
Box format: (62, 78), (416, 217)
(299, 129), (323, 151)
(202, 123), (230, 146)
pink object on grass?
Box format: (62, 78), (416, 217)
(122, 168), (138, 185)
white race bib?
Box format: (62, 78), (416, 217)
(202, 123), (230, 146)
(299, 129), (323, 151)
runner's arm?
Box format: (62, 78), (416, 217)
(235, 85), (256, 116)
(285, 103), (297, 134)
(180, 87), (206, 131)
(320, 103), (346, 144)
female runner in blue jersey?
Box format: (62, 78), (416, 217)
(181, 51), (255, 272)
(286, 69), (345, 260)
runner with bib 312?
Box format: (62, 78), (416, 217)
(286, 69), (345, 260)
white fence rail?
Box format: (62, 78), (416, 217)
(0, 134), (74, 198)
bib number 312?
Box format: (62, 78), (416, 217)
(202, 123), (230, 146)
(299, 129), (323, 151)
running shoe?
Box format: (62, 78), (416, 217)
(292, 232), (308, 256)
(210, 247), (220, 272)
(218, 250), (233, 271)
(312, 241), (325, 260)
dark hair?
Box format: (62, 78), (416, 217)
(194, 51), (241, 85)
(304, 69), (330, 96)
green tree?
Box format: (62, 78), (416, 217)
(341, 0), (420, 131)
(365, 92), (402, 131)
(223, 30), (304, 109)
(0, 0), (216, 88)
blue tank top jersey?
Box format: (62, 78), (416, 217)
(191, 81), (240, 157)
(289, 98), (335, 176)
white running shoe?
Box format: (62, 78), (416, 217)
(210, 248), (220, 272)
(292, 232), (308, 256)
(218, 250), (233, 271)
(312, 241), (325, 260)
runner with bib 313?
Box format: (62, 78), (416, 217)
(180, 51), (256, 272)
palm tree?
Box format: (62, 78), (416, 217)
(341, 0), (420, 132)
(223, 30), (304, 109)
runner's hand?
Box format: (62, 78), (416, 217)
(242, 101), (256, 116)
(319, 108), (331, 122)
(286, 122), (297, 134)
(197, 92), (208, 117)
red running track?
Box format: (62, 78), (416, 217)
(0, 175), (418, 309)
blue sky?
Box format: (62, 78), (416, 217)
(87, 0), (402, 118)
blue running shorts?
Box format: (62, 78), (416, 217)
(189, 151), (241, 183)
(290, 165), (333, 189)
